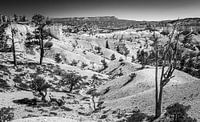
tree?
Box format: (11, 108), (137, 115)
(19, 15), (27, 22)
(60, 72), (84, 92)
(38, 25), (45, 65)
(34, 23), (49, 65)
(87, 74), (101, 111)
(13, 14), (18, 22)
(32, 14), (45, 26)
(32, 14), (54, 65)
(116, 43), (129, 58)
(11, 28), (17, 66)
(154, 23), (179, 118)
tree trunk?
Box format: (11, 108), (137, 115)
(69, 84), (74, 93)
(155, 40), (159, 118)
(157, 85), (163, 118)
(39, 30), (44, 65)
(40, 90), (47, 102)
(11, 31), (16, 66)
(92, 96), (96, 111)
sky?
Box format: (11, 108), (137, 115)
(0, 0), (200, 21)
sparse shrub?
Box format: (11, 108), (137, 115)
(110, 54), (116, 60)
(0, 107), (14, 122)
(91, 74), (99, 86)
(160, 30), (169, 36)
(81, 62), (88, 69)
(55, 53), (62, 63)
(30, 76), (51, 102)
(53, 67), (66, 76)
(116, 43), (129, 57)
(94, 46), (101, 54)
(126, 109), (153, 122)
(101, 59), (108, 69)
(86, 88), (100, 111)
(71, 59), (78, 66)
(106, 40), (110, 49)
(181, 30), (191, 36)
(36, 66), (44, 74)
(13, 75), (22, 83)
(131, 55), (135, 62)
(0, 79), (10, 91)
(44, 41), (53, 49)
(119, 57), (124, 62)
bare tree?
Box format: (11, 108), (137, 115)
(154, 22), (180, 118)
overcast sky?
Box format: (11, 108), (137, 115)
(1, 0), (200, 21)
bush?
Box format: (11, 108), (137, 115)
(94, 46), (101, 53)
(0, 107), (14, 122)
(131, 55), (135, 62)
(127, 111), (152, 122)
(160, 30), (169, 36)
(116, 44), (129, 57)
(44, 41), (53, 49)
(81, 62), (88, 69)
(71, 60), (78, 66)
(119, 57), (124, 62)
(110, 54), (116, 60)
(163, 103), (197, 122)
(101, 59), (108, 69)
(30, 77), (51, 102)
(55, 53), (62, 63)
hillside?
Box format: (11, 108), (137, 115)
(0, 21), (200, 122)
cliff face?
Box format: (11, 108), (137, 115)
(52, 16), (200, 32)
(51, 16), (139, 28)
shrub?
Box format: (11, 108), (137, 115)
(55, 53), (62, 63)
(126, 109), (153, 122)
(0, 79), (10, 91)
(30, 76), (51, 102)
(81, 62), (88, 69)
(116, 44), (129, 57)
(163, 103), (197, 122)
(160, 30), (169, 36)
(119, 57), (124, 62)
(94, 46), (101, 53)
(0, 107), (14, 122)
(101, 59), (108, 69)
(71, 60), (78, 66)
(131, 55), (135, 62)
(44, 41), (53, 49)
(110, 54), (116, 60)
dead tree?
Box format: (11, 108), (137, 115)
(154, 22), (180, 118)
